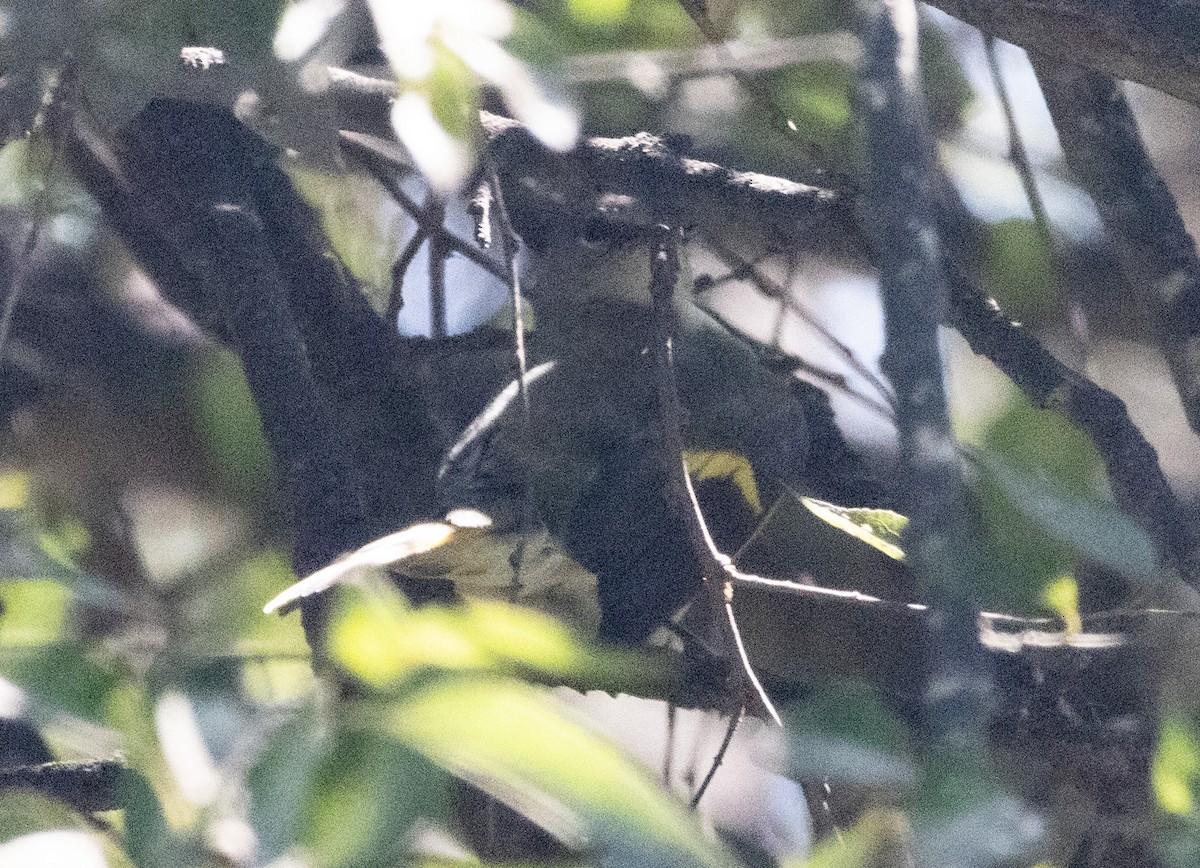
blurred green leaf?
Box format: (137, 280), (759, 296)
(0, 790), (133, 867)
(977, 450), (1157, 580)
(1041, 574), (1082, 634)
(330, 590), (490, 687)
(118, 767), (196, 868)
(286, 165), (397, 304)
(775, 63), (853, 132)
(569, 0), (633, 25)
(328, 587), (667, 695)
(248, 709), (327, 863)
(104, 683), (196, 834)
(188, 349), (275, 502)
(969, 394), (1110, 612)
(1155, 714), (1200, 817)
(984, 219), (1053, 324)
(387, 675), (736, 868)
(786, 682), (915, 788)
(0, 645), (120, 721)
(0, 790), (87, 841)
(0, 580), (71, 647)
(301, 728), (448, 867)
(785, 808), (911, 868)
(194, 549), (309, 657)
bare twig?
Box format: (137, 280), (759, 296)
(426, 196), (448, 340)
(485, 158), (536, 601)
(699, 236), (897, 413)
(664, 703), (677, 786)
(339, 131), (507, 281)
(983, 38), (1054, 258)
(648, 223), (782, 725)
(690, 704), (744, 808)
(984, 38), (1090, 369)
(388, 225), (427, 322)
(0, 65), (71, 367)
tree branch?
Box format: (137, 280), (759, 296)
(1033, 61), (1200, 440)
(937, 178), (1200, 590)
(858, 0), (991, 740)
(0, 759), (129, 814)
(925, 0), (1200, 108)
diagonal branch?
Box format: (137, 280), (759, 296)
(924, 0), (1200, 108)
(939, 185), (1200, 588)
(1033, 61), (1200, 439)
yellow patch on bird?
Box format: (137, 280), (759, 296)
(683, 449), (763, 514)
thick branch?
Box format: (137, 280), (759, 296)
(939, 185), (1200, 588)
(0, 760), (129, 813)
(926, 0), (1200, 108)
(326, 69), (846, 247)
(1033, 61), (1200, 439)
(859, 0), (989, 739)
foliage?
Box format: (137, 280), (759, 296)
(0, 1), (1198, 867)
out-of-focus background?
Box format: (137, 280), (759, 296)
(2, 0), (1199, 865)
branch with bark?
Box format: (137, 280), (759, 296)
(857, 0), (990, 742)
(925, 0), (1200, 108)
(1034, 61), (1200, 441)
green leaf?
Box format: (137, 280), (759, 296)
(568, 0), (632, 25)
(0, 645), (120, 721)
(327, 587), (668, 695)
(785, 808), (911, 868)
(0, 790), (88, 842)
(786, 683), (915, 788)
(301, 728), (447, 868)
(984, 219), (1053, 323)
(800, 498), (908, 561)
(685, 450), (763, 514)
(977, 450), (1157, 579)
(0, 580), (72, 647)
(1155, 714), (1200, 816)
(387, 675), (736, 868)
(248, 709), (327, 863)
(189, 348), (275, 502)
(329, 591), (491, 687)
(119, 768), (196, 868)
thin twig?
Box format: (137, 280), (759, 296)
(690, 704), (744, 808)
(339, 131), (508, 281)
(388, 226), (427, 322)
(984, 38), (1088, 366)
(701, 235), (897, 410)
(984, 38), (1054, 256)
(664, 703), (677, 786)
(648, 222), (782, 725)
(0, 68), (70, 367)
(695, 299), (896, 421)
(426, 196), (448, 340)
(485, 158), (535, 602)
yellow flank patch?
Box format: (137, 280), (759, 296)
(683, 450), (763, 514)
